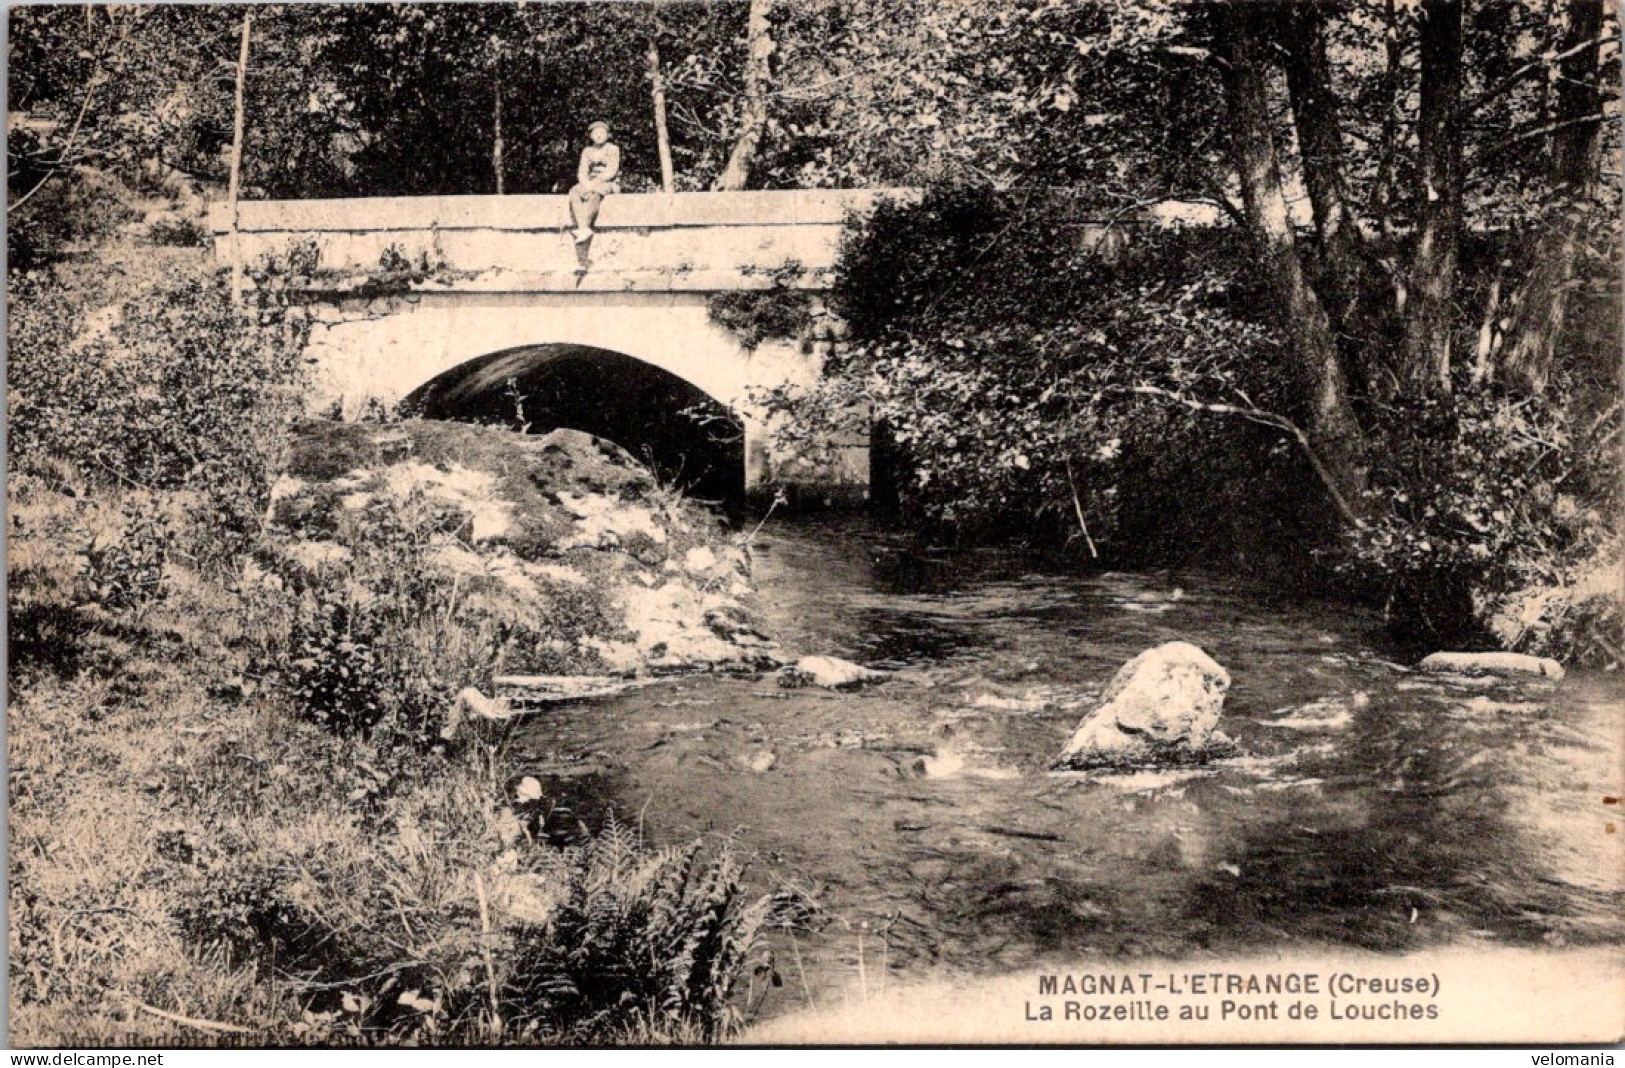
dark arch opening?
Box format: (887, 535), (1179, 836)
(404, 344), (745, 505)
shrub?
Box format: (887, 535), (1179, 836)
(708, 289), (815, 350)
(771, 187), (1302, 549)
(1346, 385), (1621, 657)
(145, 214), (210, 247)
(83, 499), (178, 614)
(505, 825), (783, 1043)
(268, 488), (469, 741)
(8, 259), (309, 569)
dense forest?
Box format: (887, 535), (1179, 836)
(12, 0), (1621, 655)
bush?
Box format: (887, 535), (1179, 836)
(7, 164), (787, 1051)
(1347, 385), (1621, 658)
(266, 488), (474, 741)
(505, 825), (782, 1043)
(770, 187), (1305, 550)
(8, 259), (309, 569)
(7, 167), (142, 271)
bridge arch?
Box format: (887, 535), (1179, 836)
(404, 343), (746, 504)
(306, 290), (768, 413)
(240, 188), (893, 503)
(301, 289), (864, 502)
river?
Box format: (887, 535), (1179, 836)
(510, 515), (1624, 1018)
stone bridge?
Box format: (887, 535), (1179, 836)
(210, 190), (910, 503)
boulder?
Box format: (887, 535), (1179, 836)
(738, 749), (778, 774)
(1054, 641), (1231, 770)
(531, 428), (653, 498)
(441, 686), (512, 741)
(778, 655), (884, 690)
(1417, 651), (1565, 681)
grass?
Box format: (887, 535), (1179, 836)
(8, 176), (785, 1046)
(8, 407), (776, 1048)
(9, 470), (782, 1046)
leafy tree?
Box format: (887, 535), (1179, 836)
(769, 0), (1618, 649)
(246, 4), (758, 196)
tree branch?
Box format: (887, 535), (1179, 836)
(1474, 110), (1614, 167)
(1106, 383), (1367, 529)
(1465, 33), (1618, 115)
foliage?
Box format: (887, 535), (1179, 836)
(7, 3), (767, 205)
(6, 21), (796, 1034)
(267, 483), (496, 743)
(1497, 525), (1624, 665)
(749, 0), (1621, 654)
(8, 259), (308, 563)
(145, 213), (210, 247)
(9, 358), (783, 1050)
(707, 283), (815, 349)
(1, 1), (1237, 201)
(9, 0), (1620, 207)
(7, 167), (143, 272)
(1346, 387), (1622, 655)
(10, 420), (782, 1049)
(8, 6), (239, 192)
(506, 826), (782, 1043)
(249, 4), (755, 197)
(82, 500), (179, 615)
(762, 188), (1307, 549)
(761, 0), (1214, 193)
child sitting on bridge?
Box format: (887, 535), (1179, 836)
(570, 121), (621, 243)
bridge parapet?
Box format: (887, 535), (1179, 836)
(210, 189), (915, 293)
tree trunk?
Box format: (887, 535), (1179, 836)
(1497, 0), (1606, 394)
(1281, 2), (1364, 323)
(647, 37), (676, 193)
(227, 9), (252, 305)
(493, 77), (505, 195)
(1215, 5), (1368, 520)
(1401, 0), (1464, 397)
(711, 0), (772, 192)
(1280, 1), (1391, 399)
(1551, 0), (1607, 189)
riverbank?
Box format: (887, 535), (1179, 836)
(8, 411), (780, 1045)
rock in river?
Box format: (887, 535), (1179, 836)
(778, 655), (885, 690)
(1417, 651), (1565, 681)
(1054, 641), (1231, 770)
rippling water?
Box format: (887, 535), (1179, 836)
(512, 515), (1624, 1010)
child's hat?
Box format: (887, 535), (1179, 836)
(588, 121), (611, 135)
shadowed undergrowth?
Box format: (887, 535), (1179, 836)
(8, 244), (789, 1045)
